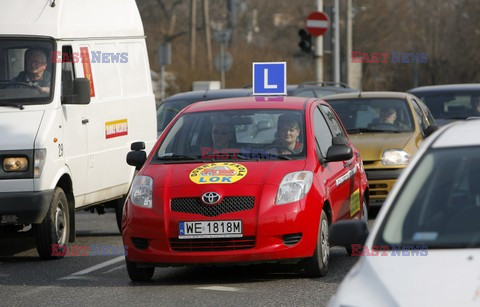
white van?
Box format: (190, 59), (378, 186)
(0, 0), (157, 259)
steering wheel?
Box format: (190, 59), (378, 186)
(266, 144), (296, 154)
(4, 81), (44, 92)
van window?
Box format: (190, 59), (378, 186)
(91, 43), (122, 98)
(119, 42), (148, 95)
(61, 46), (75, 98)
(0, 39), (54, 104)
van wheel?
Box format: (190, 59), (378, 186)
(115, 197), (125, 233)
(302, 210), (329, 277)
(34, 187), (69, 260)
(126, 258), (154, 282)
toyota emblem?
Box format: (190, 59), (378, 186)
(201, 192), (221, 205)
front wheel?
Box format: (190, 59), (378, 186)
(126, 258), (154, 282)
(34, 187), (70, 260)
(302, 209), (329, 277)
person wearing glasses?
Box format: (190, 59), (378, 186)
(11, 48), (51, 94)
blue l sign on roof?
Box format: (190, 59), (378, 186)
(252, 62), (287, 96)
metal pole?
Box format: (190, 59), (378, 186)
(314, 0), (323, 82)
(160, 65), (165, 101)
(346, 0), (352, 86)
(333, 0), (340, 83)
(220, 42), (225, 89)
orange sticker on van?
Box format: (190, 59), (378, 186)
(105, 119), (128, 139)
(80, 47), (96, 97)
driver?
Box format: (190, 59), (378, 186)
(274, 114), (303, 154)
(11, 49), (50, 94)
(379, 108), (397, 124)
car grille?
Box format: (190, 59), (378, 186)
(169, 237), (256, 252)
(171, 196), (255, 217)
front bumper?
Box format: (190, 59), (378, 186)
(365, 168), (403, 204)
(0, 190), (54, 224)
(122, 193), (320, 266)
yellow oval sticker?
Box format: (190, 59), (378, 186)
(189, 163), (247, 184)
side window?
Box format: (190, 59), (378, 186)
(411, 98), (428, 131)
(61, 46), (75, 98)
(418, 100), (435, 126)
(313, 107), (333, 157)
(319, 105), (347, 138)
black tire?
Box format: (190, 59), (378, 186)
(115, 198), (125, 233)
(302, 210), (329, 277)
(34, 187), (69, 260)
(346, 199), (368, 256)
(126, 257), (154, 282)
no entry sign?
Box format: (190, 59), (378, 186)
(306, 11), (330, 37)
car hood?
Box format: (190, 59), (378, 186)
(348, 133), (412, 161)
(143, 159), (307, 188)
(330, 249), (480, 307)
(0, 109), (44, 150)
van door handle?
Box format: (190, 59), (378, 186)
(82, 119), (89, 124)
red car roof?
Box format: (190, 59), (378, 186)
(183, 96), (313, 113)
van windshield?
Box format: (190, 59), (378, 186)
(0, 39), (54, 105)
(155, 109), (306, 162)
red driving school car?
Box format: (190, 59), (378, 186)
(123, 96), (368, 281)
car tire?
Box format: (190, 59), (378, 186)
(346, 198), (368, 256)
(302, 209), (329, 277)
(34, 187), (69, 260)
(126, 258), (154, 282)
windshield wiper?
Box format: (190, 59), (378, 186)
(0, 102), (24, 110)
(347, 128), (401, 134)
(157, 154), (201, 161)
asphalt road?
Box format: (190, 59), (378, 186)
(0, 210), (365, 307)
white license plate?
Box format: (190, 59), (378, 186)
(178, 220), (242, 239)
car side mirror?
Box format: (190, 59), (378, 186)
(423, 125), (439, 138)
(329, 220), (369, 247)
(127, 141), (147, 170)
(325, 144), (353, 162)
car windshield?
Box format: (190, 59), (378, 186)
(155, 109), (306, 162)
(375, 146), (480, 249)
(328, 98), (414, 133)
(414, 91), (480, 120)
(0, 39), (54, 105)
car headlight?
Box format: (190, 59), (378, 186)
(381, 149), (410, 166)
(276, 171), (313, 205)
(130, 175), (153, 208)
(3, 157), (28, 172)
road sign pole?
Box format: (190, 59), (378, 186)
(333, 0), (340, 83)
(220, 42), (225, 89)
(315, 0), (323, 82)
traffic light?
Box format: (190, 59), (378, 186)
(298, 28), (312, 53)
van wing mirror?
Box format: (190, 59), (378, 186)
(126, 151), (146, 170)
(62, 78), (91, 105)
(131, 141), (146, 151)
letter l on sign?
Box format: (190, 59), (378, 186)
(264, 69), (277, 89)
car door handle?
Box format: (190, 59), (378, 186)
(82, 119), (89, 124)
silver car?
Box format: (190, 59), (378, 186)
(329, 119), (480, 306)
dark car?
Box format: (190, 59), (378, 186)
(408, 83), (480, 126)
(291, 81), (359, 98)
(157, 88), (252, 136)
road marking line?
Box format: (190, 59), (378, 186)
(102, 265), (125, 274)
(196, 286), (241, 292)
(58, 256), (124, 280)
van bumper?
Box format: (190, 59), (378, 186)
(0, 190), (54, 224)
